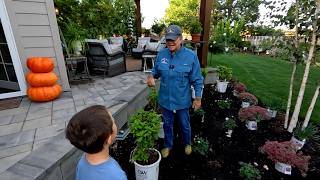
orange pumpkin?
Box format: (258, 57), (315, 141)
(27, 84), (62, 102)
(26, 72), (58, 87)
(27, 57), (54, 73)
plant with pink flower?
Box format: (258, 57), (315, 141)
(238, 106), (271, 122)
(234, 82), (247, 93)
(259, 141), (311, 177)
(239, 92), (258, 106)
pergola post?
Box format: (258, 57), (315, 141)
(134, 0), (142, 37)
(198, 0), (213, 67)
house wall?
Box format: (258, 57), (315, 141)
(3, 0), (70, 90)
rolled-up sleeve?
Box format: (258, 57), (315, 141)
(190, 55), (203, 98)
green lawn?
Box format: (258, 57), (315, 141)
(208, 53), (320, 124)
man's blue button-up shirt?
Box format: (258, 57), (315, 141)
(152, 47), (203, 111)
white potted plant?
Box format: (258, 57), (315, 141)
(238, 106), (271, 130)
(129, 110), (162, 180)
(266, 98), (283, 118)
(216, 65), (232, 93)
(223, 117), (237, 137)
(260, 141), (311, 177)
(238, 92), (258, 108)
(291, 123), (318, 151)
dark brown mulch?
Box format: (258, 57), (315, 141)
(0, 97), (22, 111)
(110, 85), (320, 180)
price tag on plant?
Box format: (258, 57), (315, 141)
(246, 121), (257, 130)
(275, 162), (292, 175)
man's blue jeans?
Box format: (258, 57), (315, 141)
(160, 106), (191, 149)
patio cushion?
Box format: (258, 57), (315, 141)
(85, 39), (122, 54)
(145, 42), (159, 51)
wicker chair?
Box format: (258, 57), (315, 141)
(85, 41), (126, 77)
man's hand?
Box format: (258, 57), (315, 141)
(192, 98), (201, 110)
(147, 75), (155, 87)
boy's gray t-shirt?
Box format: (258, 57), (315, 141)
(76, 155), (127, 180)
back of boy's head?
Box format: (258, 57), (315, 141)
(66, 105), (113, 154)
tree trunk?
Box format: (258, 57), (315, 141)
(302, 84), (320, 129)
(284, 63), (296, 129)
(284, 0), (299, 129)
(287, 8), (319, 132)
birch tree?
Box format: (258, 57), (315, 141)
(302, 81), (320, 129)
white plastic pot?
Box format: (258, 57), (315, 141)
(290, 136), (306, 150)
(226, 129), (233, 138)
(241, 101), (250, 108)
(216, 80), (229, 93)
(246, 121), (257, 130)
(267, 109), (277, 118)
(132, 148), (161, 180)
(275, 162), (292, 175)
(233, 90), (239, 97)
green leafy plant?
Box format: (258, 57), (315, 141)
(293, 123), (319, 141)
(217, 65), (232, 81)
(201, 68), (208, 79)
(224, 118), (237, 130)
(63, 19), (86, 55)
(216, 99), (231, 109)
(192, 136), (209, 156)
(129, 110), (161, 163)
(148, 87), (158, 112)
(189, 17), (202, 34)
(239, 163), (261, 180)
(192, 108), (205, 117)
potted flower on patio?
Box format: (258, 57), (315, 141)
(238, 106), (271, 130)
(189, 17), (202, 42)
(129, 110), (161, 180)
(223, 117), (237, 137)
(216, 66), (232, 93)
(238, 92), (258, 108)
(260, 141), (311, 176)
(291, 123), (318, 151)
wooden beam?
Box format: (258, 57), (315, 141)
(135, 0), (142, 37)
(198, 0), (213, 67)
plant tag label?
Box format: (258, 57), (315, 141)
(290, 136), (305, 150)
(246, 121), (257, 130)
(275, 162), (291, 175)
(241, 101), (250, 108)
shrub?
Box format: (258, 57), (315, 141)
(238, 106), (271, 122)
(239, 163), (261, 180)
(148, 87), (158, 112)
(129, 110), (161, 163)
(192, 108), (205, 117)
(192, 136), (209, 156)
(224, 118), (237, 130)
(216, 99), (231, 109)
(201, 68), (208, 79)
(293, 123), (319, 141)
(239, 92), (258, 105)
(217, 65), (232, 81)
(259, 141), (311, 176)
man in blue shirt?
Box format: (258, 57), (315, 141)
(147, 25), (203, 158)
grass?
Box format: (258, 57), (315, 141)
(208, 53), (320, 124)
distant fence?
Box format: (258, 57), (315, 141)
(244, 36), (320, 46)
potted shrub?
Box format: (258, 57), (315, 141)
(291, 123), (318, 151)
(223, 117), (237, 137)
(233, 82), (247, 97)
(260, 141), (311, 176)
(238, 92), (258, 108)
(266, 98), (284, 118)
(192, 108), (205, 123)
(189, 18), (202, 42)
(63, 19), (86, 56)
(239, 162), (261, 180)
(129, 110), (162, 180)
(216, 66), (232, 93)
(238, 106), (271, 130)
(192, 136), (209, 156)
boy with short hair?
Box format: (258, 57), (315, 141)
(66, 105), (127, 180)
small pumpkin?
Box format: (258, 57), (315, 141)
(27, 84), (62, 102)
(26, 72), (58, 87)
(27, 57), (54, 73)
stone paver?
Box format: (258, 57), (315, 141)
(0, 71), (148, 175)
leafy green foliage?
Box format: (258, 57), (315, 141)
(151, 20), (166, 35)
(217, 65), (233, 81)
(216, 99), (231, 109)
(224, 118), (237, 130)
(129, 110), (161, 163)
(192, 136), (209, 156)
(293, 123), (319, 141)
(201, 68), (208, 78)
(148, 87), (158, 112)
(239, 163), (261, 180)
(192, 108), (205, 117)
